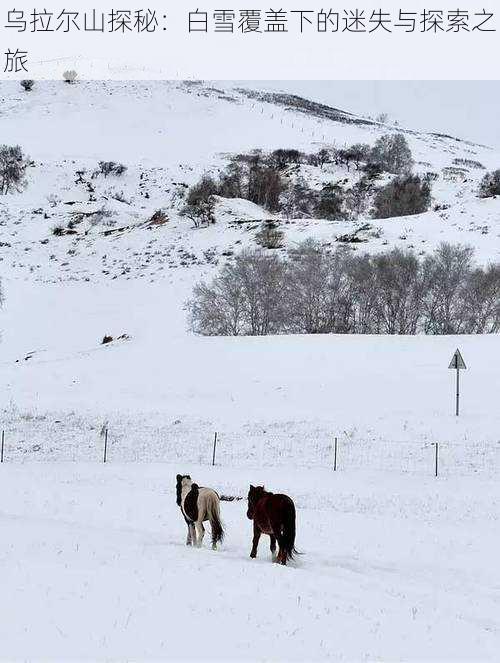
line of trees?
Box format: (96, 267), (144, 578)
(187, 242), (500, 336)
(182, 133), (432, 225)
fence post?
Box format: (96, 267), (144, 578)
(1, 430), (4, 463)
(334, 437), (338, 471)
(212, 432), (218, 466)
(103, 427), (108, 463)
(433, 442), (439, 477)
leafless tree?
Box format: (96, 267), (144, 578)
(0, 145), (30, 194)
(421, 243), (473, 334)
(188, 242), (499, 337)
(370, 133), (413, 175)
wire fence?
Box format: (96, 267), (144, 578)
(1, 418), (500, 477)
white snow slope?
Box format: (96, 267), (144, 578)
(1, 80), (500, 661)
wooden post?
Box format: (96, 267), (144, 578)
(212, 432), (218, 466)
(334, 437), (338, 471)
(433, 442), (439, 478)
(1, 430), (4, 463)
(103, 428), (108, 463)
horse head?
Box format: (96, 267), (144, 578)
(176, 474), (191, 506)
(247, 484), (265, 520)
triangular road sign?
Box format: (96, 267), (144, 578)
(448, 348), (466, 370)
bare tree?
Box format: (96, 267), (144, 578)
(372, 249), (425, 334)
(0, 145), (30, 194)
(462, 264), (500, 333)
(422, 243), (473, 334)
(187, 242), (497, 337)
(370, 133), (413, 175)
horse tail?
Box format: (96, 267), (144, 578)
(282, 499), (299, 562)
(207, 492), (225, 546)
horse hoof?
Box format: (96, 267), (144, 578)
(250, 553), (256, 559)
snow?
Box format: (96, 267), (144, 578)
(1, 463), (500, 660)
(1, 80), (500, 659)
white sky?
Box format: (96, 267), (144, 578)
(246, 81), (500, 149)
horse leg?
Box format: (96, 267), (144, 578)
(186, 522), (192, 546)
(270, 534), (277, 562)
(274, 527), (287, 565)
(195, 520), (205, 548)
(250, 523), (261, 558)
(276, 540), (286, 565)
(188, 522), (196, 546)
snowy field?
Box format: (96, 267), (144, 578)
(1, 462), (500, 660)
(1, 80), (500, 660)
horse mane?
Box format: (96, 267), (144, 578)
(176, 473), (191, 506)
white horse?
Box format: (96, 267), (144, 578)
(176, 474), (224, 549)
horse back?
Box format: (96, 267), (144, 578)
(183, 486), (219, 523)
(255, 493), (295, 532)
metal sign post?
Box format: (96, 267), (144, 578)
(448, 349), (466, 416)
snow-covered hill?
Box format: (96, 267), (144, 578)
(1, 79), (500, 444)
(2, 80), (500, 661)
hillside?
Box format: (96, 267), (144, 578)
(1, 80), (500, 662)
(0, 79), (499, 443)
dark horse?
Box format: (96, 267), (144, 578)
(246, 485), (298, 565)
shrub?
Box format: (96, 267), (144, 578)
(0, 145), (30, 194)
(20, 80), (34, 92)
(255, 220), (284, 249)
(373, 175), (431, 219)
(97, 161), (127, 178)
(89, 207), (118, 227)
(281, 177), (318, 218)
(268, 149), (303, 170)
(347, 143), (371, 169)
(218, 160), (244, 198)
(370, 133), (413, 175)
(478, 170), (500, 198)
(315, 148), (332, 169)
(247, 160), (287, 211)
(314, 183), (345, 220)
(363, 162), (384, 180)
(181, 175), (218, 227)
(334, 148), (356, 171)
(148, 209), (169, 226)
(453, 158), (485, 170)
(306, 148), (331, 168)
(345, 176), (374, 218)
(63, 70), (78, 84)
